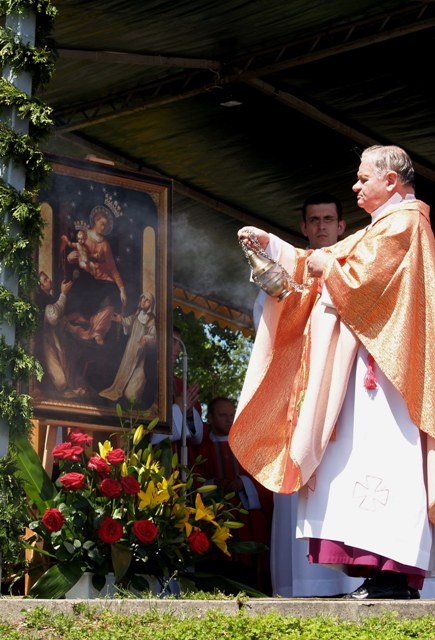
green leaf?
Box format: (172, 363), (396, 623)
(157, 438), (175, 476)
(111, 542), (132, 582)
(223, 520), (244, 529)
(13, 434), (57, 512)
(29, 562), (85, 599)
(130, 573), (158, 594)
(228, 540), (268, 554)
(147, 417), (159, 432)
(197, 484), (218, 493)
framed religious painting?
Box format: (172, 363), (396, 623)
(29, 153), (172, 432)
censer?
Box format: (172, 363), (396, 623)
(239, 232), (309, 300)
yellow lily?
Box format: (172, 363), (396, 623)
(137, 479), (170, 510)
(98, 440), (112, 459)
(144, 453), (161, 473)
(132, 424), (144, 445)
(212, 525), (231, 556)
(194, 492), (219, 526)
(173, 502), (194, 536)
(120, 461), (128, 477)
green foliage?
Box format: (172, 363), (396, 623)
(1, 608), (435, 640)
(0, 30), (56, 89)
(0, 125), (52, 188)
(0, 454), (28, 587)
(0, 0), (56, 444)
(173, 308), (253, 407)
(0, 0), (57, 22)
(14, 433), (57, 511)
(0, 3), (57, 590)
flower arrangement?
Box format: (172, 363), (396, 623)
(16, 418), (245, 598)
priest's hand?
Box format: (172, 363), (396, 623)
(307, 249), (327, 277)
(238, 226), (270, 250)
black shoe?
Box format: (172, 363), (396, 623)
(344, 577), (420, 600)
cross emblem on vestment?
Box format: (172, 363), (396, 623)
(353, 475), (389, 511)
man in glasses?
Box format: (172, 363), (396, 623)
(300, 192), (346, 249)
(253, 193), (346, 332)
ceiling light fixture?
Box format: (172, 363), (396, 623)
(219, 97), (243, 107)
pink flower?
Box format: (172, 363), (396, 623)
(121, 475), (140, 495)
(106, 448), (126, 465)
(68, 429), (93, 447)
(42, 507), (64, 532)
(100, 478), (122, 498)
(58, 472), (86, 491)
(52, 442), (84, 461)
(98, 517), (123, 544)
(188, 530), (210, 555)
(88, 455), (111, 476)
(133, 519), (158, 544)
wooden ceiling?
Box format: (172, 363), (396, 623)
(33, 0), (435, 330)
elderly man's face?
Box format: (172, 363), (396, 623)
(352, 157), (395, 214)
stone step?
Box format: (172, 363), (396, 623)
(1, 596), (434, 625)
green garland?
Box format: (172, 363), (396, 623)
(0, 0), (57, 439)
(0, 78), (54, 134)
(0, 27), (57, 88)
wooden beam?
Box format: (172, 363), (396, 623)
(57, 48), (222, 70)
(245, 76), (435, 184)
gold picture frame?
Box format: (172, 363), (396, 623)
(30, 154), (172, 432)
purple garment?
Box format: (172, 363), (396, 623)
(309, 538), (425, 590)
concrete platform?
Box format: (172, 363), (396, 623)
(0, 597), (434, 625)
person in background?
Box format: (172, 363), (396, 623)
(253, 193), (358, 596)
(300, 191), (346, 248)
(253, 192), (346, 331)
(196, 396), (273, 593)
(233, 145), (435, 600)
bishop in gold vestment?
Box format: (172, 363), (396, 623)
(231, 145), (435, 597)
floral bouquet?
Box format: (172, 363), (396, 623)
(16, 418), (247, 598)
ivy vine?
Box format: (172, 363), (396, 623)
(0, 0), (57, 439)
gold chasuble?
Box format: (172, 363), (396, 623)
(229, 200), (435, 520)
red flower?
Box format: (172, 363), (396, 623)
(88, 455), (111, 476)
(121, 475), (140, 495)
(58, 472), (86, 491)
(98, 516), (123, 544)
(106, 448), (126, 465)
(42, 507), (65, 532)
(68, 429), (93, 447)
(52, 442), (84, 461)
(188, 530), (210, 555)
(133, 519), (158, 544)
(100, 478), (122, 498)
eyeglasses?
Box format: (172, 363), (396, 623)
(306, 216), (339, 225)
